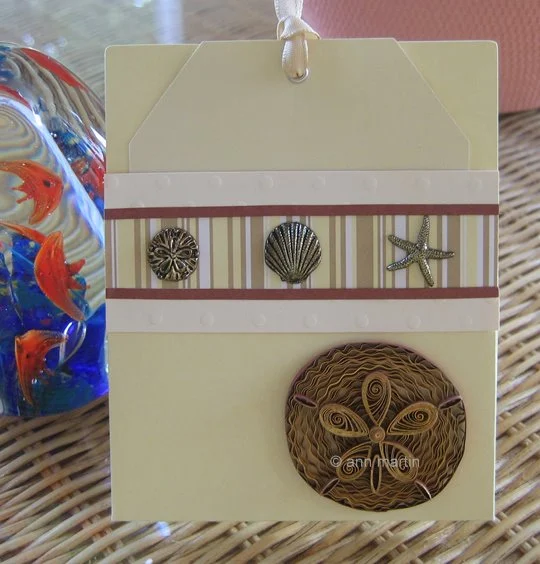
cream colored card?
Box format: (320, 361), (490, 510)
(105, 39), (498, 521)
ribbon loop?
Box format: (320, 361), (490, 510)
(274, 0), (319, 81)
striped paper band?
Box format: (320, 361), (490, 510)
(105, 214), (498, 294)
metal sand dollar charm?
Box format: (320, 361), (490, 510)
(147, 227), (199, 281)
(285, 342), (466, 511)
(264, 221), (321, 284)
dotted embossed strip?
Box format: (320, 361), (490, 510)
(105, 297), (499, 333)
(105, 171), (499, 208)
(105, 214), (498, 291)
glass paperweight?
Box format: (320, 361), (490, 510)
(0, 43), (107, 416)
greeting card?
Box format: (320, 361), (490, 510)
(105, 38), (498, 521)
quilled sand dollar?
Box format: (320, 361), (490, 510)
(147, 227), (200, 281)
(285, 343), (466, 511)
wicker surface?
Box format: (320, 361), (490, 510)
(0, 106), (538, 564)
(1, 1), (540, 561)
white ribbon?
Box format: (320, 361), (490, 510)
(274, 0), (319, 81)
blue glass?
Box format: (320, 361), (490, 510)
(0, 43), (107, 416)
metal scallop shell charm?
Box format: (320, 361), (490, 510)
(264, 222), (322, 284)
(147, 227), (199, 281)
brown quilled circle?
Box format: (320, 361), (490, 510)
(285, 342), (466, 512)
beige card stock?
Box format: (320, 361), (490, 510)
(105, 39), (498, 521)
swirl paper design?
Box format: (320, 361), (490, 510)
(285, 343), (466, 511)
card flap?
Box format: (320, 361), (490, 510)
(128, 39), (470, 172)
(105, 44), (197, 174)
(400, 41), (498, 170)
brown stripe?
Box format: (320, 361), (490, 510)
(437, 216), (443, 287)
(227, 217), (234, 288)
(209, 218), (214, 288)
(483, 216), (490, 287)
(356, 216), (372, 287)
(145, 219), (152, 288)
(341, 217), (347, 288)
(329, 217), (337, 288)
(113, 219), (118, 288)
(447, 216), (461, 287)
(494, 218), (499, 285)
(107, 287), (499, 300)
(380, 216), (385, 289)
(241, 217), (246, 288)
(105, 204), (500, 220)
(386, 216), (391, 289)
(134, 219), (142, 288)
(158, 217), (177, 228)
(251, 217), (264, 289)
(105, 220), (113, 288)
(390, 216), (395, 288)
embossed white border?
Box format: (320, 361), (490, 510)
(106, 298), (499, 333)
(105, 170), (499, 209)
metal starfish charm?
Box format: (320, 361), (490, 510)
(386, 215), (454, 287)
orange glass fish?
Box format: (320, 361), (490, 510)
(34, 232), (87, 322)
(0, 221), (87, 321)
(0, 160), (63, 224)
(15, 329), (66, 405)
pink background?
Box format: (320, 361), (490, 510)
(304, 0), (540, 113)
